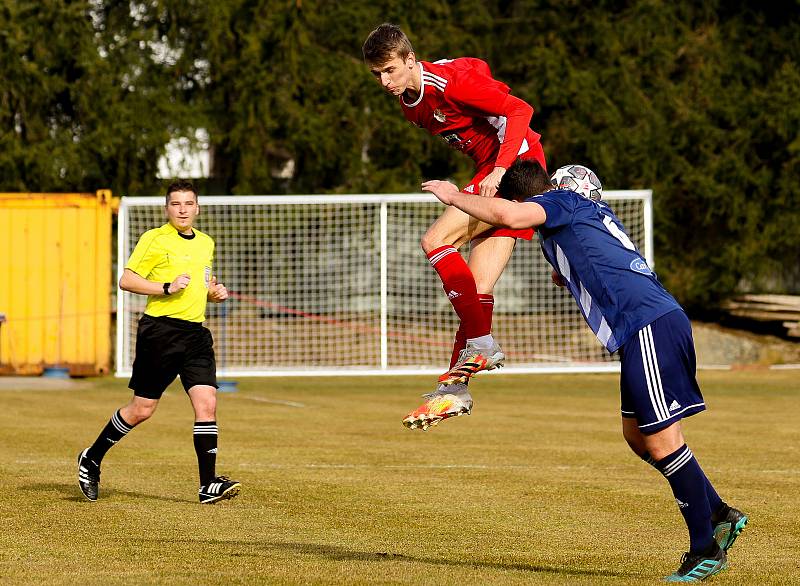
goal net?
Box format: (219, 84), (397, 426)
(116, 192), (652, 377)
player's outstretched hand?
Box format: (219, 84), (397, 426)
(170, 273), (191, 294)
(421, 180), (461, 205)
(478, 166), (506, 197)
(208, 275), (229, 303)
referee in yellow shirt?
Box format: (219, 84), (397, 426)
(78, 180), (241, 504)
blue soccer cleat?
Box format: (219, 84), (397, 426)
(712, 505), (748, 552)
(664, 543), (727, 582)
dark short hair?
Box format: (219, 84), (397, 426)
(363, 23), (414, 65)
(498, 159), (552, 202)
(165, 180), (198, 205)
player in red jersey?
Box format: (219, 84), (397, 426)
(363, 23), (547, 430)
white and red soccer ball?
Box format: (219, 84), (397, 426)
(551, 164), (603, 201)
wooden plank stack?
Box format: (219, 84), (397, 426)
(722, 294), (800, 338)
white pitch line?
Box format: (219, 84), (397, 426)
(234, 462), (800, 475)
(230, 395), (307, 408)
(770, 363), (800, 370)
(238, 462), (539, 471)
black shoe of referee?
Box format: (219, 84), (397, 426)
(77, 448), (101, 502)
(199, 476), (241, 504)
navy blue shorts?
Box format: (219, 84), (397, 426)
(619, 309), (705, 434)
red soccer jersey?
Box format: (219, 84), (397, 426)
(400, 58), (541, 170)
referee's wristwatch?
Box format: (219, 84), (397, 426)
(163, 282), (172, 296)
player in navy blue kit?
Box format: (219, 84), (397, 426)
(422, 160), (747, 582)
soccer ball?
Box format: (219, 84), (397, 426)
(550, 164), (603, 201)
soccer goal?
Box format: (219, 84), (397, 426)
(116, 192), (652, 377)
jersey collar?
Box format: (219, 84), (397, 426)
(401, 62), (425, 108)
(164, 222), (195, 238)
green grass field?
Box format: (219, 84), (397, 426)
(2, 371), (799, 585)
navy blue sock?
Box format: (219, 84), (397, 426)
(654, 444), (714, 554)
(703, 476), (724, 518)
(640, 451), (657, 466)
(643, 450), (724, 522)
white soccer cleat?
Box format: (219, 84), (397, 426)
(402, 383), (473, 430)
(438, 341), (505, 385)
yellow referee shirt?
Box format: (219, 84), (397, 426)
(125, 223), (215, 323)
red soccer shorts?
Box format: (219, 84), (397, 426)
(464, 142), (547, 241)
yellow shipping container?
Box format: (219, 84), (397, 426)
(0, 191), (113, 376)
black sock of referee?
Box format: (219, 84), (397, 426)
(85, 409), (134, 465)
(193, 421), (218, 486)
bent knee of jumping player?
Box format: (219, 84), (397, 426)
(421, 228), (466, 254)
(420, 231), (444, 254)
(472, 268), (504, 295)
(421, 207), (490, 254)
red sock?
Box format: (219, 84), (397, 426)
(449, 294), (495, 367)
(449, 325), (467, 369)
(479, 294), (495, 331)
(428, 246), (488, 343)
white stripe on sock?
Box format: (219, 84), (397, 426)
(663, 447), (694, 477)
(428, 247), (458, 266)
(111, 413), (132, 434)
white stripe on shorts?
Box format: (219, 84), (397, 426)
(644, 325), (670, 419)
(638, 325), (669, 421)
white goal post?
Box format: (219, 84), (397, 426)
(116, 192), (652, 377)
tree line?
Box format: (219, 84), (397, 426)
(2, 0), (798, 312)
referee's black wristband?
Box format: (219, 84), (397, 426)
(163, 282), (172, 295)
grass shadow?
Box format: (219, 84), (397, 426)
(268, 541), (632, 577)
(25, 481), (191, 504)
(119, 537), (632, 578)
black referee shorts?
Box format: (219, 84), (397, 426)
(129, 314), (217, 399)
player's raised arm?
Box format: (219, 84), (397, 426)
(445, 70), (535, 197)
(476, 93), (535, 197)
(422, 179), (545, 230)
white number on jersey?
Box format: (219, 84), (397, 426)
(602, 215), (636, 251)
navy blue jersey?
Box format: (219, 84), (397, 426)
(528, 189), (681, 353)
